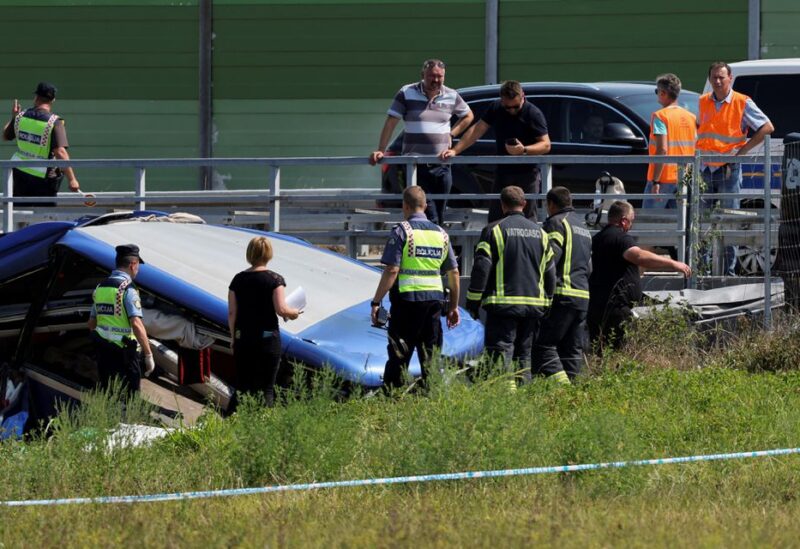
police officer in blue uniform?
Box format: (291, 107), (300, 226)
(2, 82), (80, 202)
(88, 244), (154, 394)
(370, 186), (460, 389)
(532, 187), (592, 382)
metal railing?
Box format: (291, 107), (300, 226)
(1, 141), (780, 327)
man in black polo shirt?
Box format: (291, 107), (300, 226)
(440, 80), (550, 222)
(588, 200), (691, 351)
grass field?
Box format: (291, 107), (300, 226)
(2, 314), (800, 547)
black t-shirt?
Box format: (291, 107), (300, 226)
(481, 99), (548, 157)
(229, 269), (286, 338)
(588, 225), (641, 312)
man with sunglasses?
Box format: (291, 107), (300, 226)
(587, 201), (691, 351)
(644, 73), (696, 210)
(370, 58), (473, 225)
(440, 80), (551, 222)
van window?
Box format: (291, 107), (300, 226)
(734, 74), (800, 138)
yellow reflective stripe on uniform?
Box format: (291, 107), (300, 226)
(466, 290), (483, 301)
(548, 371), (571, 384)
(555, 287), (590, 298)
(561, 219), (573, 291)
(493, 224), (505, 298)
(398, 276), (443, 290)
(547, 230), (564, 246)
(482, 295), (551, 306)
(475, 241), (491, 257)
(537, 231), (550, 301)
(95, 325), (128, 342)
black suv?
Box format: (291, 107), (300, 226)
(381, 82), (700, 203)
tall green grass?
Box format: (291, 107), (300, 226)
(2, 311), (800, 546)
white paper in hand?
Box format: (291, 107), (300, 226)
(285, 286), (306, 312)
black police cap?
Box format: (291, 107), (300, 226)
(34, 82), (57, 100)
(115, 244), (145, 264)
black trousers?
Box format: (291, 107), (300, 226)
(92, 333), (142, 395)
(587, 302), (632, 352)
(488, 168), (540, 223)
(234, 331), (282, 407)
(13, 168), (62, 207)
(417, 164), (452, 226)
(484, 312), (539, 382)
(532, 305), (587, 380)
(383, 299), (443, 389)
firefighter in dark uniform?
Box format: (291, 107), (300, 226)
(370, 186), (460, 390)
(2, 82), (80, 203)
(532, 187), (592, 382)
(88, 244), (155, 394)
(466, 186), (556, 385)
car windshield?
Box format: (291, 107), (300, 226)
(618, 91), (700, 123)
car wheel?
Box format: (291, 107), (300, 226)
(736, 245), (777, 276)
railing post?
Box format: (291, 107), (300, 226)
(2, 168), (13, 234)
(540, 162), (552, 221)
(135, 167), (146, 211)
(269, 165), (280, 232)
(763, 135), (772, 330)
(688, 152), (702, 289)
(405, 160), (417, 187)
(677, 164), (687, 264)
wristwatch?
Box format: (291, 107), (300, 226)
(522, 148), (528, 156)
(370, 301), (381, 307)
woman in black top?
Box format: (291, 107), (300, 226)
(228, 236), (300, 406)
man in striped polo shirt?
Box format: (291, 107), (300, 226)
(370, 59), (473, 225)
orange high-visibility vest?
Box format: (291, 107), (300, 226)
(647, 106), (697, 184)
(696, 91), (748, 167)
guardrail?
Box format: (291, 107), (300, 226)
(0, 140), (780, 325)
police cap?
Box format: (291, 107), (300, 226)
(115, 244), (145, 264)
(34, 82), (57, 100)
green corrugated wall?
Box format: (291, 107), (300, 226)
(761, 0), (800, 58)
(2, 0), (792, 192)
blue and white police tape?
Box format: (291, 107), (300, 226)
(2, 446), (799, 507)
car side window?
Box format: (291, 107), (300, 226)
(468, 99), (495, 141)
(528, 97), (562, 141)
(564, 98), (634, 144)
(734, 74), (799, 139)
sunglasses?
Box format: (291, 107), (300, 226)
(422, 60), (446, 70)
(655, 88), (661, 95)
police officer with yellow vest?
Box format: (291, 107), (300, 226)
(532, 187), (591, 383)
(644, 73), (696, 210)
(466, 186), (555, 384)
(697, 62), (774, 275)
(2, 82), (80, 203)
(88, 244), (155, 394)
(370, 186), (460, 389)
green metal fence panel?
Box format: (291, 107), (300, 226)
(498, 0), (749, 92)
(761, 0), (800, 58)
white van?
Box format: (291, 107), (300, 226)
(702, 58), (800, 195)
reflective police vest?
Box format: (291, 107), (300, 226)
(11, 110), (59, 178)
(93, 277), (134, 348)
(467, 212), (552, 316)
(544, 209), (591, 309)
(397, 220), (448, 299)
(696, 91), (748, 167)
(647, 106), (697, 184)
